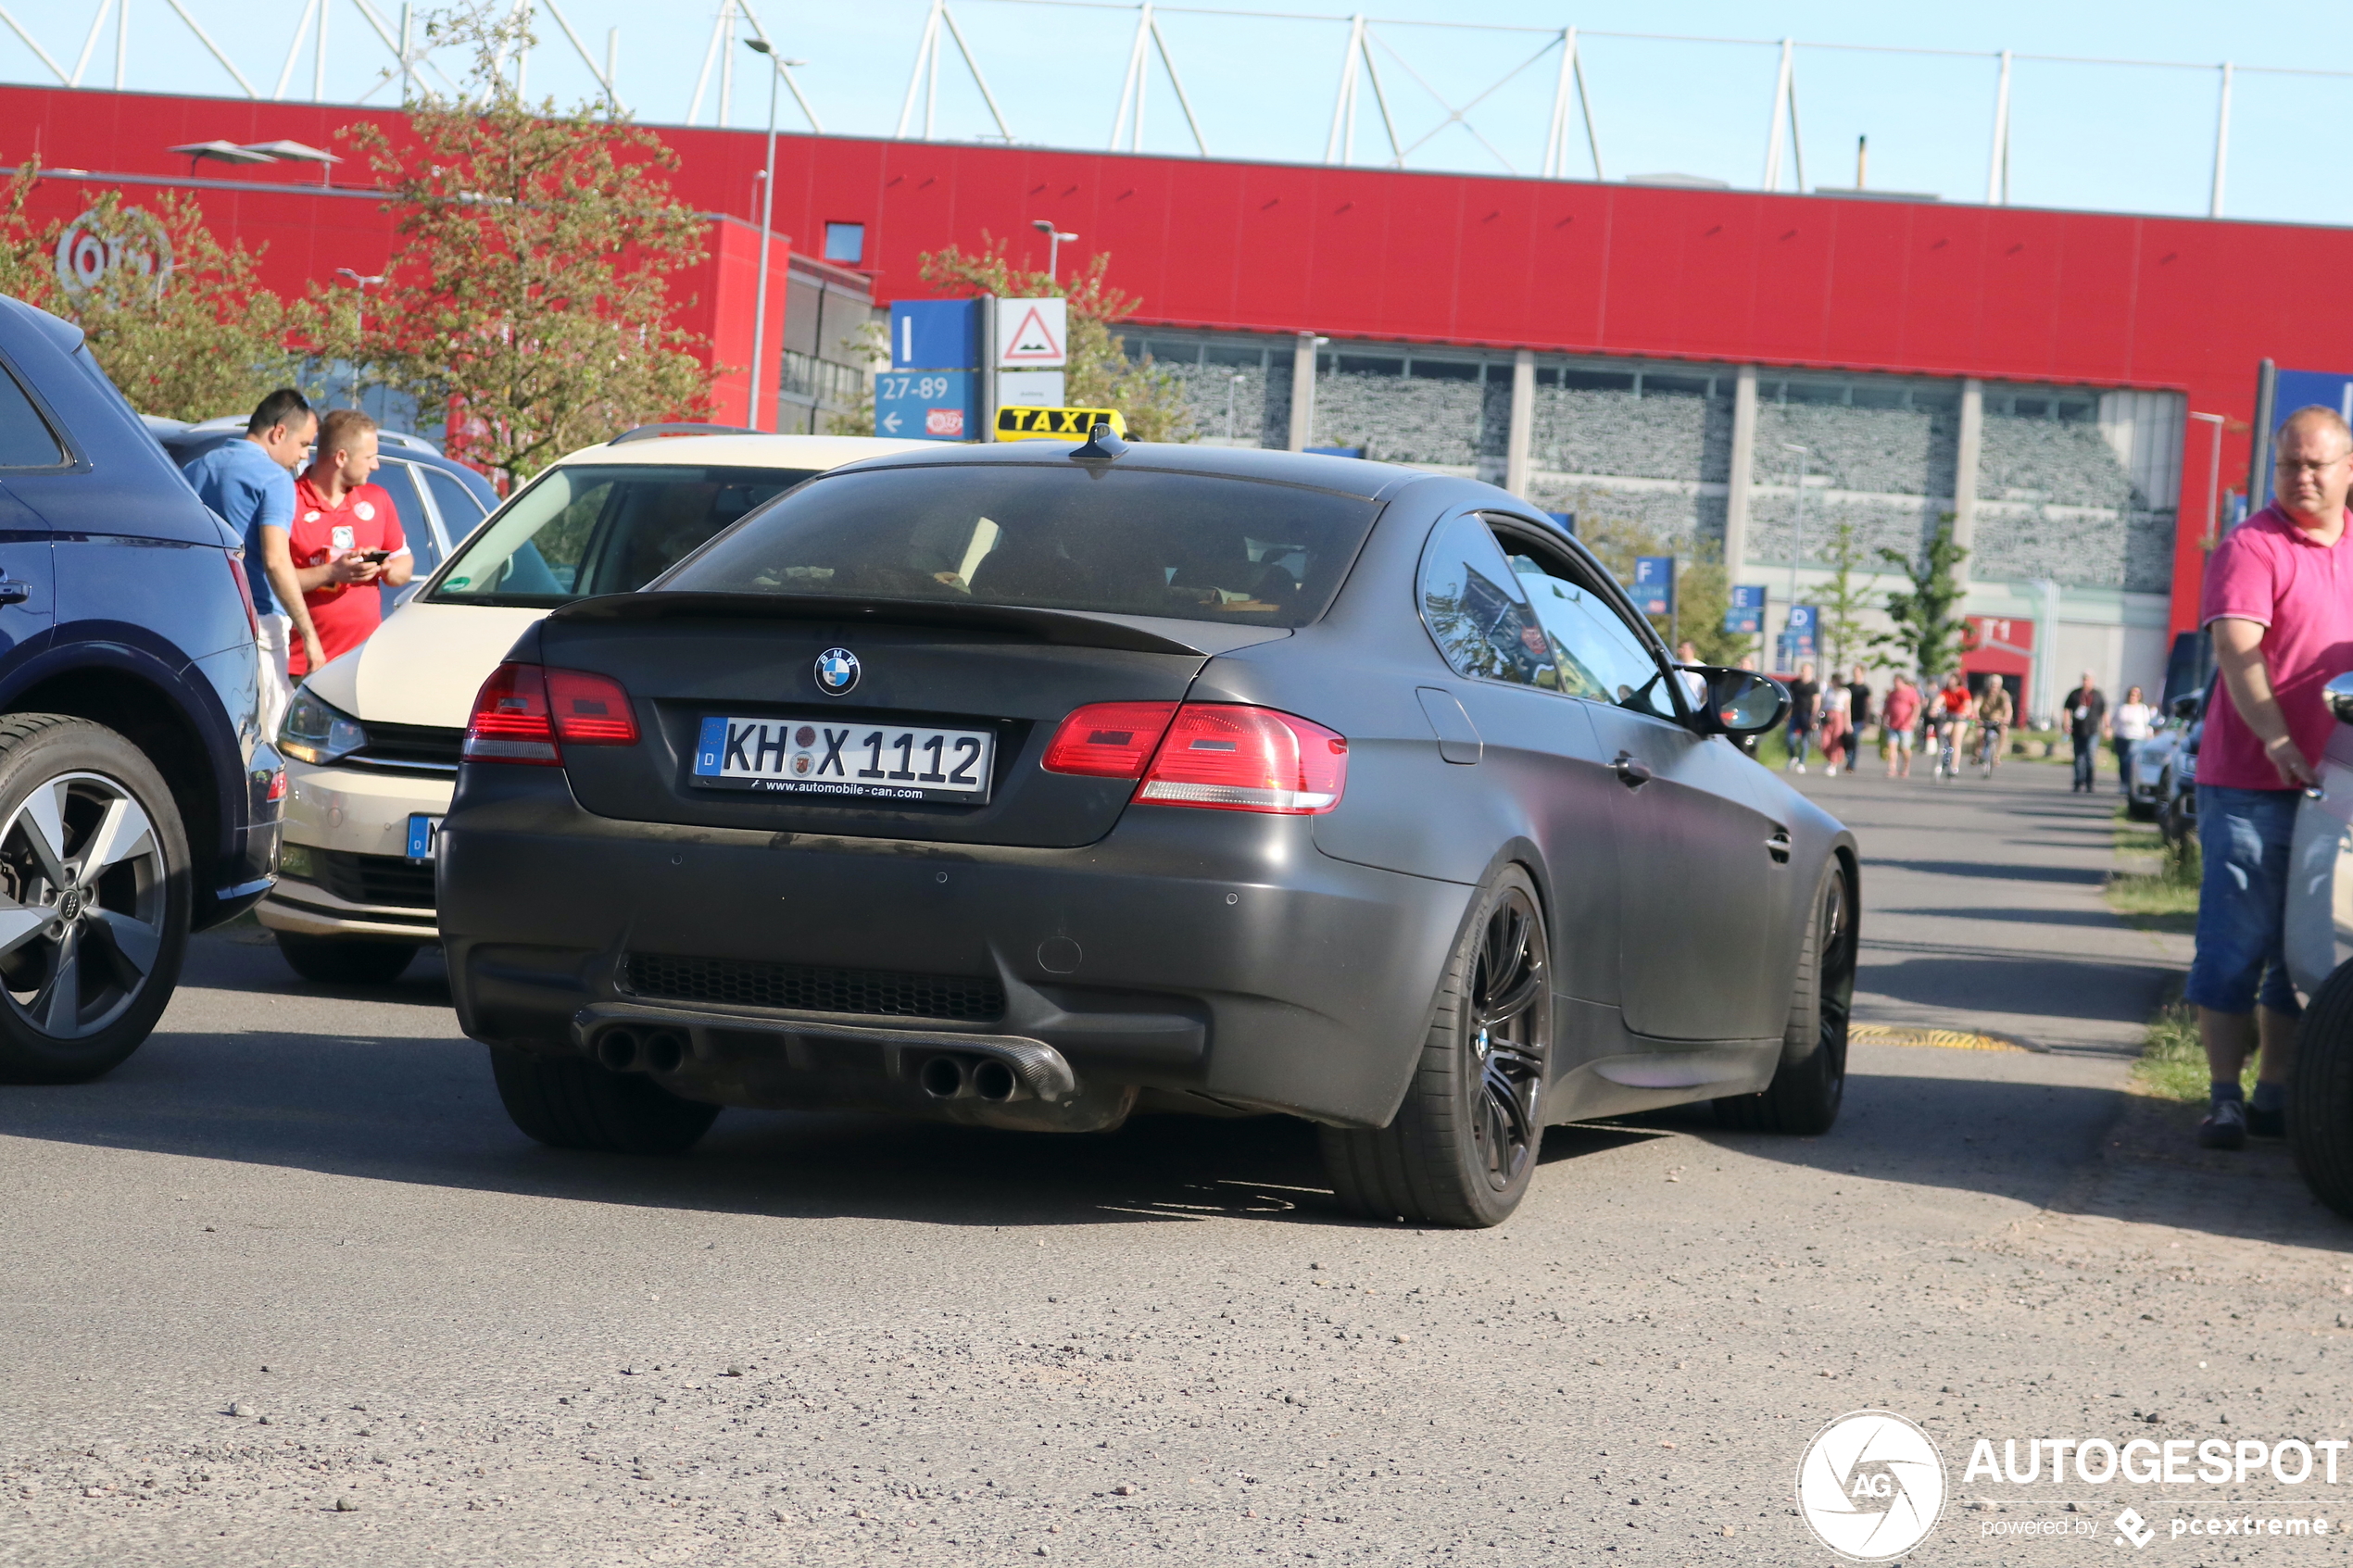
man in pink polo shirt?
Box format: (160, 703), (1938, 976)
(2188, 406), (2353, 1149)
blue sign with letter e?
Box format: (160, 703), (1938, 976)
(875, 370), (977, 442)
(1724, 583), (1765, 635)
(889, 299), (980, 370)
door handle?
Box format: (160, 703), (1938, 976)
(1611, 751), (1653, 789)
(0, 575), (30, 606)
(1767, 830), (1792, 863)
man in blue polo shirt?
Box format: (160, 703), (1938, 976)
(180, 389), (316, 733)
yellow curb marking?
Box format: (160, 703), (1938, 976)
(1850, 1023), (2031, 1052)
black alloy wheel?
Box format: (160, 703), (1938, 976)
(1322, 866), (1553, 1228)
(1717, 859), (1854, 1135)
(1466, 885), (1549, 1192)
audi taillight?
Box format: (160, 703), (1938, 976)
(465, 664), (639, 766)
(1041, 701), (1180, 778)
(225, 549), (259, 638)
(1136, 703), (1347, 815)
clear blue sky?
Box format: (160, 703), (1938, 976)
(5, 0), (2350, 225)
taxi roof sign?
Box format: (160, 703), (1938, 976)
(995, 405), (1126, 442)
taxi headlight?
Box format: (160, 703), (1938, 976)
(280, 686), (367, 766)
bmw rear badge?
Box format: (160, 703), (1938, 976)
(814, 647), (860, 696)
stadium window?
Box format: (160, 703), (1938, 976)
(823, 223), (864, 264)
(1558, 368), (1636, 393)
(1337, 354), (1405, 376)
(1643, 372), (1713, 399)
(1409, 359), (1479, 382)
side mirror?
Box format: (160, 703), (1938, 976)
(2171, 693), (2201, 721)
(1686, 666), (1790, 737)
(2328, 671), (2353, 725)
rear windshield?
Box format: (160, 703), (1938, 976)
(657, 464), (1381, 628)
(431, 463), (820, 604)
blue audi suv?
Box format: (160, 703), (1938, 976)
(0, 295), (281, 1081)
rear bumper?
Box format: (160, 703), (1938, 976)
(437, 771), (1474, 1127)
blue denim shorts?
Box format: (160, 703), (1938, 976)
(2183, 784), (2303, 1015)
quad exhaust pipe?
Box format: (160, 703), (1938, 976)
(592, 1025), (687, 1075)
(918, 1052), (1024, 1102)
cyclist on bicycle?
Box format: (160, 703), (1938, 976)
(1974, 676), (2013, 773)
(1930, 671), (1975, 781)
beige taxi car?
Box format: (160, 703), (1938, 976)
(258, 429), (929, 982)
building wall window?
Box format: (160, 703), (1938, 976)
(823, 223), (864, 265)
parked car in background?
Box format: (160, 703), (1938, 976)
(2135, 630), (2213, 833)
(0, 295), (280, 1081)
(255, 431), (930, 984)
(437, 438), (1856, 1228)
(146, 414), (497, 614)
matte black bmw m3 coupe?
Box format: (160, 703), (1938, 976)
(438, 434), (1858, 1226)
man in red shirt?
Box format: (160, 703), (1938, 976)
(280, 409), (411, 678)
(2187, 405), (2353, 1149)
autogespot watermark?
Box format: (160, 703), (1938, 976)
(1795, 1411), (2344, 1559)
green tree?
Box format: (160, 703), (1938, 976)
(915, 237), (1192, 442)
(1814, 521), (1881, 676)
(343, 3), (711, 488)
(1566, 514), (1746, 663)
(1875, 517), (1969, 680)
(0, 164), (318, 419)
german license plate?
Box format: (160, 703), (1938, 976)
(405, 813), (441, 860)
(692, 716), (995, 804)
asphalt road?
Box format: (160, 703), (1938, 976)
(3, 759), (2350, 1567)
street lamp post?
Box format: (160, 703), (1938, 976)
(1030, 218), (1077, 282)
(334, 268), (385, 409)
(1781, 442), (1810, 670)
(743, 40), (807, 432)
(2189, 410), (2228, 546)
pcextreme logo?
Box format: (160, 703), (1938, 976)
(1796, 1409), (1948, 1562)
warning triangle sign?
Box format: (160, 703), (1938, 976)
(1000, 303), (1065, 364)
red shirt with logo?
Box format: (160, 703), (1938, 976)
(286, 475), (406, 677)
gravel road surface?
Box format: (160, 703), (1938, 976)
(2, 760), (2347, 1566)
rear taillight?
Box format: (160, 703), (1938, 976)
(1041, 702), (1180, 778)
(225, 549), (259, 638)
(464, 664), (640, 765)
(1135, 704), (1348, 815)
(546, 670), (640, 745)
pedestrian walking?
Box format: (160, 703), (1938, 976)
(1784, 660), (1820, 772)
(2185, 405), (2353, 1150)
(179, 388), (315, 734)
(1846, 664), (1874, 735)
(2112, 684), (2155, 797)
(1734, 652), (1762, 758)
(283, 409), (412, 678)
(2066, 672), (2108, 792)
(1819, 678), (1853, 774)
(1974, 676), (2013, 773)
(1881, 673), (1920, 778)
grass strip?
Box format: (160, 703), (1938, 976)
(2106, 803), (2198, 935)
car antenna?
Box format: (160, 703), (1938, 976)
(1071, 421), (1128, 463)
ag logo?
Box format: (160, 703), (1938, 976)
(813, 646), (860, 696)
(1795, 1409), (1945, 1562)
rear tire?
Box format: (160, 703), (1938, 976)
(276, 933), (418, 986)
(1320, 867), (1551, 1229)
(2290, 960), (2353, 1220)
(1716, 858), (1854, 1135)
(0, 715), (190, 1085)
(487, 1044), (720, 1156)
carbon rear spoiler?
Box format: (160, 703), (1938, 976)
(548, 591), (1292, 658)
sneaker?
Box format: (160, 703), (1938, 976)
(1793, 763), (1806, 774)
(2246, 1104), (2286, 1139)
(2198, 1098), (2248, 1150)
